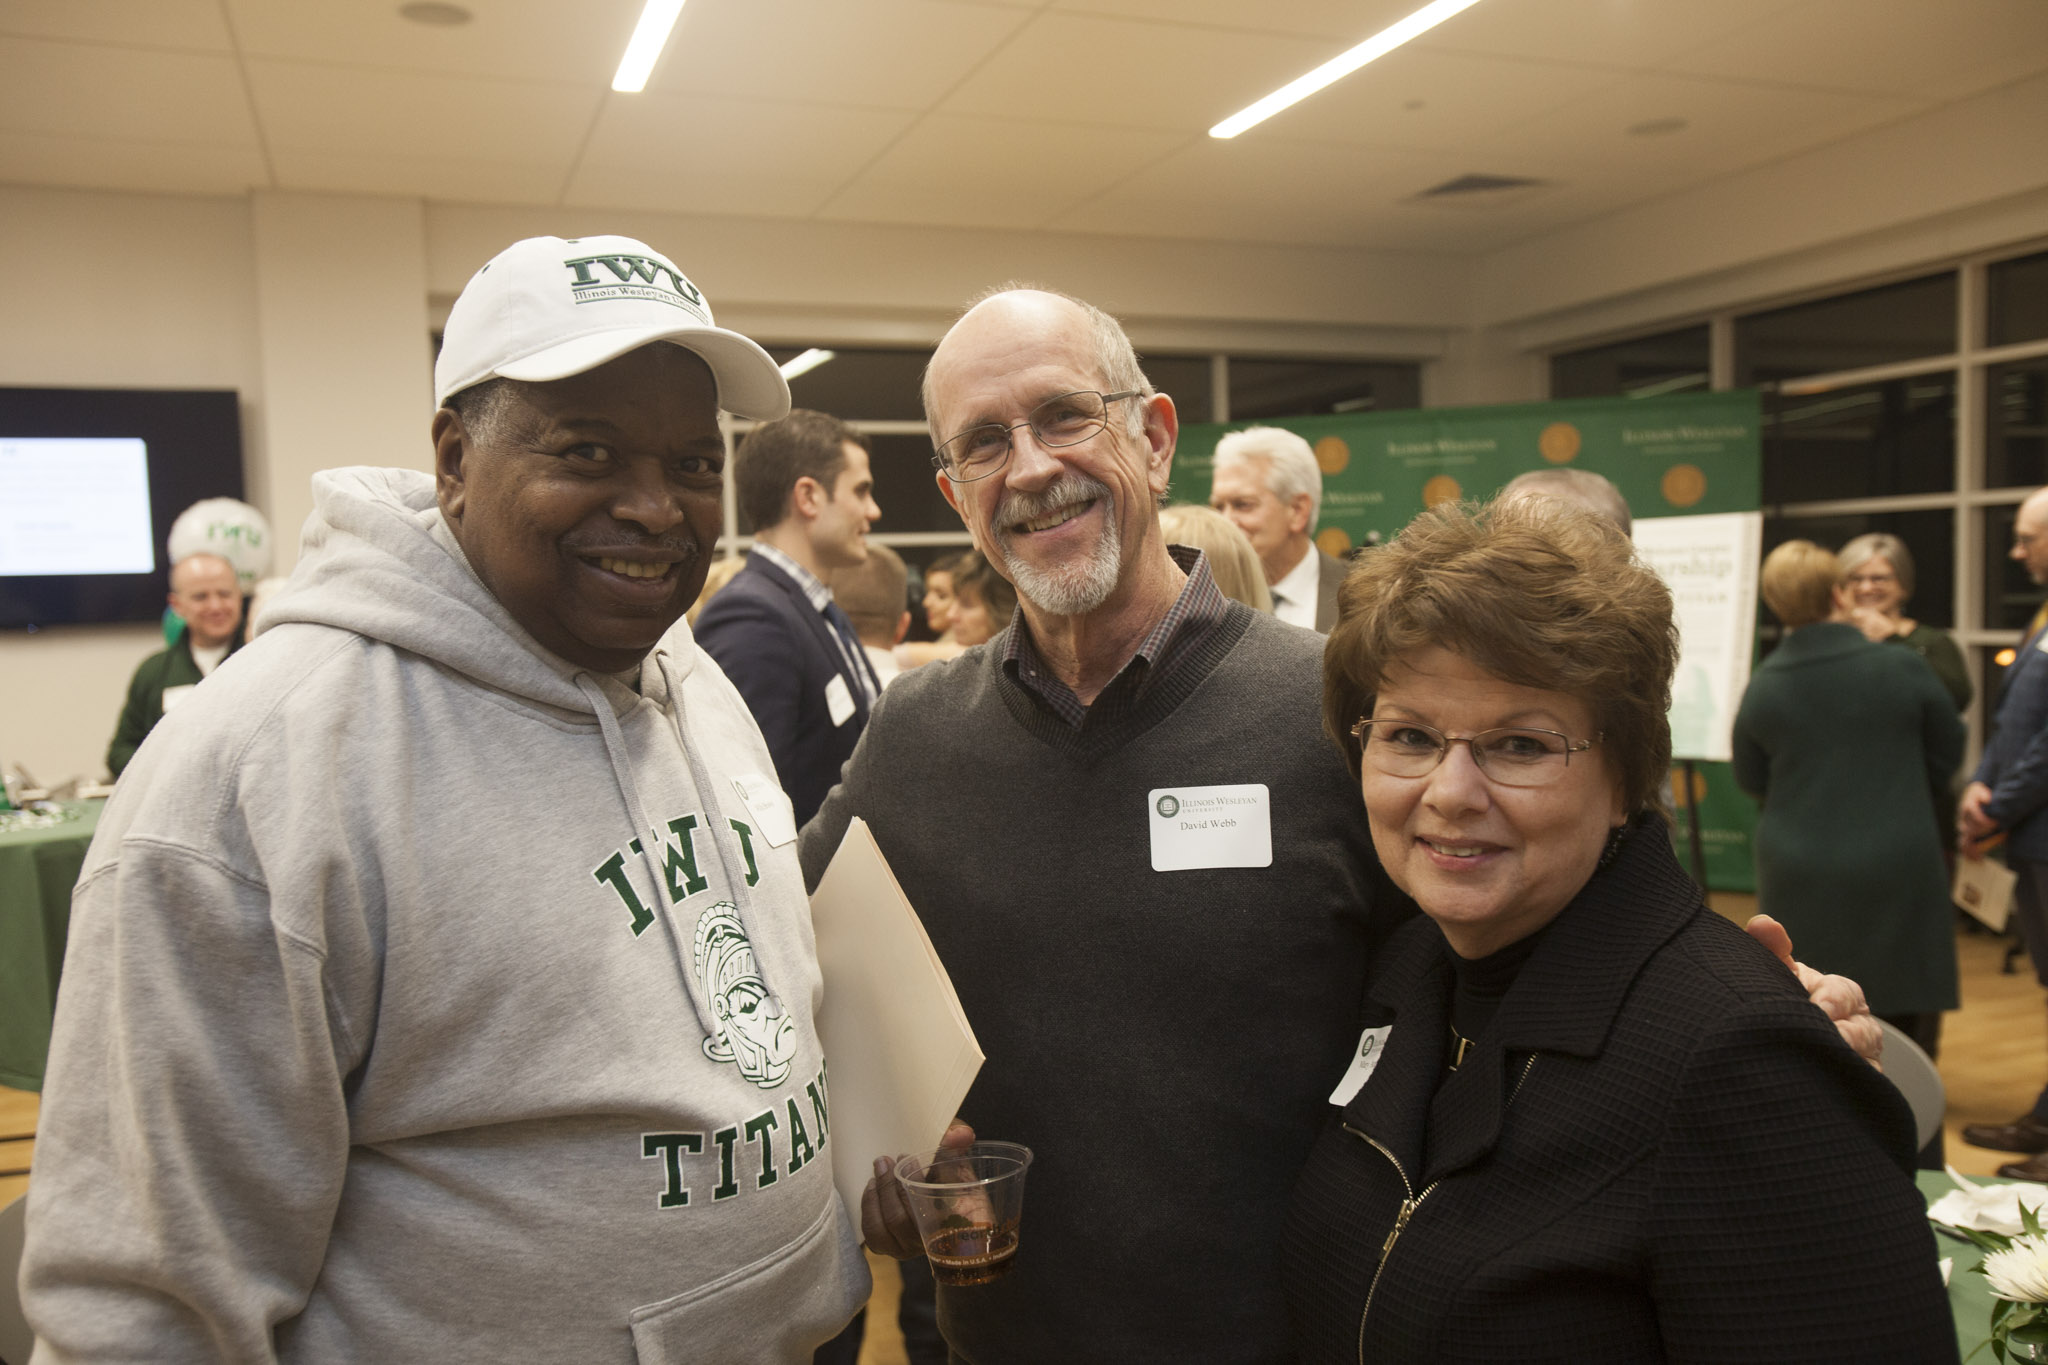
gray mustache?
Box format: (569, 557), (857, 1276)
(996, 475), (1111, 531)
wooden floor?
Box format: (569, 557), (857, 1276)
(2, 910), (2043, 1356)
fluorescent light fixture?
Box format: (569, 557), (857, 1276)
(1209, 0), (1486, 139)
(779, 348), (835, 380)
(611, 0), (686, 94)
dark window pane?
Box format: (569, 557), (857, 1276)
(1551, 325), (1711, 399)
(1735, 273), (1956, 385)
(859, 432), (957, 536)
(1990, 250), (2048, 347)
(763, 346), (933, 421)
(1227, 357), (1421, 419)
(1760, 509), (1954, 630)
(1983, 644), (2019, 711)
(1988, 358), (2048, 490)
(1760, 374), (1955, 503)
(1982, 503), (2048, 631)
(1139, 354), (1213, 423)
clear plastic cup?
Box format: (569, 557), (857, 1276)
(893, 1141), (1033, 1287)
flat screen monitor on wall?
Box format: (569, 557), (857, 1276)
(0, 387), (245, 630)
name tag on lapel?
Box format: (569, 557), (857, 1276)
(1146, 784), (1272, 871)
(732, 773), (799, 848)
(1329, 1025), (1394, 1105)
(825, 674), (856, 727)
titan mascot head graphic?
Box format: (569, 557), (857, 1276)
(692, 903), (797, 1087)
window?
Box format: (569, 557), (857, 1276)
(1226, 357), (1421, 419)
(1760, 375), (1956, 504)
(1989, 250), (2048, 347)
(1987, 358), (2048, 490)
(1552, 326), (1711, 400)
(1735, 273), (1956, 384)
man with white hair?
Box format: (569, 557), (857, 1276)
(1209, 424), (1348, 631)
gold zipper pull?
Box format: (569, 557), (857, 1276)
(1379, 1198), (1417, 1263)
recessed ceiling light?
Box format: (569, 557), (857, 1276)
(1628, 117), (1688, 137)
(1210, 0), (1487, 139)
(613, 0), (688, 93)
(398, 2), (472, 25)
(779, 349), (836, 380)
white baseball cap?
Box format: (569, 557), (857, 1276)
(434, 234), (790, 420)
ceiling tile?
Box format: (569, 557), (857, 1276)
(1048, 0), (1411, 43)
(819, 113), (1188, 229)
(1415, 0), (1803, 69)
(1664, 0), (2048, 102)
(0, 128), (268, 194)
(246, 58), (602, 163)
(0, 0), (232, 50)
(565, 93), (917, 218)
(939, 10), (1341, 133)
(226, 0), (643, 84)
(269, 146), (563, 204)
(0, 37), (258, 144)
(1043, 136), (1442, 247)
(1239, 44), (1628, 154)
(649, 0), (1034, 109)
(1478, 73), (1930, 188)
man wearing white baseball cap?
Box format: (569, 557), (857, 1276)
(23, 235), (871, 1362)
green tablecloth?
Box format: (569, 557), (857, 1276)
(1922, 1167), (2034, 1362)
(0, 799), (103, 1091)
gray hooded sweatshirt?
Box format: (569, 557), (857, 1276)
(23, 468), (867, 1363)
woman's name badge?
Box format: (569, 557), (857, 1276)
(1146, 784), (1272, 871)
(1329, 1026), (1394, 1105)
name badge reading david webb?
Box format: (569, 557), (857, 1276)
(1147, 784), (1272, 872)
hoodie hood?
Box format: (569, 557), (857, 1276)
(263, 466), (700, 713)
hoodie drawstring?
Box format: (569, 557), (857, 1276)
(574, 671), (721, 1039)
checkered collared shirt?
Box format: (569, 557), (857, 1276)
(1002, 544), (1231, 730)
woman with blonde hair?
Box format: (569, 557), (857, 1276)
(1837, 532), (1969, 711)
(1734, 539), (1963, 1113)
(1158, 503), (1274, 613)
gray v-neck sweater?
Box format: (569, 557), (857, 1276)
(803, 603), (1406, 1363)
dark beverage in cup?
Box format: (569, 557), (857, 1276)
(926, 1222), (1019, 1286)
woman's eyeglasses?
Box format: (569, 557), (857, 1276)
(1349, 717), (1598, 788)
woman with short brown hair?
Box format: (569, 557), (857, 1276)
(1284, 499), (1953, 1363)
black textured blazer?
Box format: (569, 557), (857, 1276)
(1282, 818), (1958, 1364)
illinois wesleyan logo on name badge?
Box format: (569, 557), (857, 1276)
(1147, 784), (1272, 871)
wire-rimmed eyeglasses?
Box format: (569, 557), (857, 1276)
(931, 390), (1141, 483)
(1349, 718), (1599, 789)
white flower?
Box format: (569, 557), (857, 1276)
(1984, 1235), (2048, 1302)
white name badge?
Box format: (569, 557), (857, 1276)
(1329, 1025), (1394, 1106)
(731, 773), (798, 848)
(824, 674), (856, 727)
(160, 684), (196, 713)
(1146, 783), (1272, 872)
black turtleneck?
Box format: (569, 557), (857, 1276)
(1446, 921), (1551, 1048)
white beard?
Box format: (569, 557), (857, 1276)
(992, 473), (1123, 617)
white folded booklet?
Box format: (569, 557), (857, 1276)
(1954, 853), (2017, 933)
(810, 817), (984, 1227)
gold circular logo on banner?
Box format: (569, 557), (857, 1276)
(1662, 463), (1707, 507)
(1422, 475), (1462, 507)
(1314, 436), (1351, 475)
(1316, 527), (1353, 557)
(1669, 767), (1708, 807)
(1539, 422), (1581, 464)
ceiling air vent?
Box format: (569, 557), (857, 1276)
(1408, 173), (1554, 211)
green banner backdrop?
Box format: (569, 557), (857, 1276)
(1174, 390), (1764, 892)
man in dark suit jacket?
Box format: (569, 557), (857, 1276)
(695, 410), (883, 828)
(1208, 425), (1349, 632)
(1960, 484), (2048, 1177)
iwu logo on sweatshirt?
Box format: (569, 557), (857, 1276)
(563, 252), (709, 320)
(640, 1062), (832, 1210)
(694, 903), (797, 1088)
(591, 813), (764, 938)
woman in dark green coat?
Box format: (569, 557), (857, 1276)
(1734, 541), (1963, 1061)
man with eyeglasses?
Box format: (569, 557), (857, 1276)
(1960, 486), (2048, 1177)
(804, 285), (1875, 1364)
